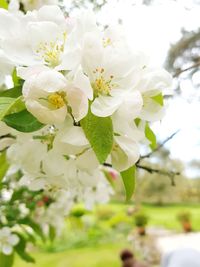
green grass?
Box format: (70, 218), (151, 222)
(104, 202), (200, 231)
(143, 203), (200, 231)
(14, 243), (130, 267)
(13, 203), (200, 267)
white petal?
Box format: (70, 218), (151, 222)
(112, 136), (140, 172)
(3, 37), (36, 66)
(57, 47), (81, 71)
(17, 65), (49, 80)
(8, 235), (19, 246)
(76, 149), (99, 171)
(34, 70), (67, 93)
(140, 98), (165, 122)
(73, 68), (93, 100)
(138, 68), (173, 93)
(0, 138), (15, 151)
(0, 9), (20, 39)
(2, 245), (12, 255)
(60, 126), (88, 147)
(67, 87), (89, 121)
(37, 5), (65, 26)
(26, 100), (67, 124)
(114, 90), (143, 120)
(42, 150), (67, 176)
(91, 95), (122, 117)
(27, 21), (60, 49)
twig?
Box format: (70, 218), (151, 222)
(136, 164), (180, 186)
(173, 61), (200, 77)
(140, 130), (180, 160)
(103, 162), (180, 185)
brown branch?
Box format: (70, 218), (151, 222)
(140, 130), (180, 160)
(136, 164), (180, 186)
(173, 61), (200, 77)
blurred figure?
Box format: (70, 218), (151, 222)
(120, 249), (148, 267)
(161, 248), (200, 267)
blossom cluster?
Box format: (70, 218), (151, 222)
(0, 3), (172, 253)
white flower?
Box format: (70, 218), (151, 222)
(136, 68), (172, 122)
(0, 50), (14, 86)
(0, 6), (78, 69)
(81, 32), (145, 117)
(0, 227), (19, 255)
(20, 67), (89, 124)
(7, 138), (47, 175)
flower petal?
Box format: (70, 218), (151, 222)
(91, 94), (122, 117)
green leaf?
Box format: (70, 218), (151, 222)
(134, 118), (141, 127)
(0, 97), (25, 121)
(121, 165), (136, 201)
(151, 93), (164, 106)
(18, 218), (45, 241)
(145, 123), (157, 150)
(0, 151), (9, 182)
(12, 70), (24, 88)
(3, 110), (44, 133)
(81, 109), (113, 164)
(0, 253), (14, 267)
(0, 0), (8, 9)
(0, 87), (22, 98)
(15, 235), (35, 263)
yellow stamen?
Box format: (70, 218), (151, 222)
(48, 92), (66, 109)
(92, 68), (115, 96)
(36, 32), (67, 67)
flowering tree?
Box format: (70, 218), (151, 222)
(0, 0), (172, 266)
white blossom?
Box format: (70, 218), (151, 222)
(0, 227), (19, 255)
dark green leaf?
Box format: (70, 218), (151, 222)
(134, 118), (141, 127)
(0, 151), (9, 182)
(0, 96), (25, 121)
(0, 0), (8, 9)
(0, 253), (14, 267)
(145, 123), (157, 150)
(15, 235), (35, 263)
(3, 110), (44, 133)
(12, 69), (24, 88)
(151, 93), (164, 106)
(81, 108), (113, 164)
(121, 165), (136, 201)
(0, 87), (22, 98)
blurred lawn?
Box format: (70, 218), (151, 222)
(143, 203), (200, 231)
(105, 202), (200, 231)
(14, 243), (130, 267)
(13, 203), (200, 267)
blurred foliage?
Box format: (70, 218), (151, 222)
(177, 210), (191, 222)
(134, 212), (148, 227)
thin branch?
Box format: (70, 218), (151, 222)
(136, 164), (180, 186)
(140, 130), (180, 160)
(173, 61), (200, 78)
(103, 162), (180, 185)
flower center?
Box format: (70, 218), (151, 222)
(92, 68), (115, 96)
(48, 92), (66, 109)
(36, 32), (67, 67)
(103, 38), (111, 47)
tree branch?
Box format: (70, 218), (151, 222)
(140, 130), (180, 160)
(173, 61), (200, 77)
(136, 164), (180, 186)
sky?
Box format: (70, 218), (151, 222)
(96, 0), (200, 177)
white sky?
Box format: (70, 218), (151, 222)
(97, 0), (200, 176)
